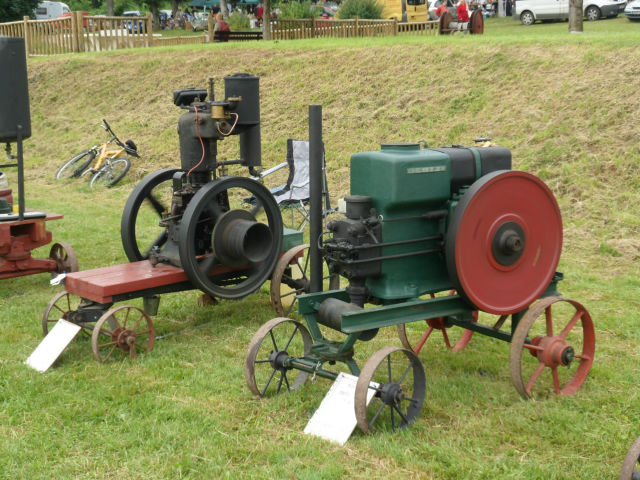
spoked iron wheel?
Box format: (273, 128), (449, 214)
(270, 244), (341, 317)
(244, 317), (312, 397)
(49, 242), (79, 276)
(354, 346), (426, 433)
(121, 168), (180, 261)
(91, 305), (155, 363)
(509, 296), (595, 399)
(42, 291), (83, 335)
(397, 291), (477, 353)
(620, 436), (640, 480)
(179, 177), (283, 300)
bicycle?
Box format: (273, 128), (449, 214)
(55, 119), (139, 188)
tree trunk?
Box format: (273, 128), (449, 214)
(569, 0), (583, 32)
(220, 0), (230, 19)
(106, 0), (114, 16)
(171, 0), (180, 16)
(263, 0), (271, 40)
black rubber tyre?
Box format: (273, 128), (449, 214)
(89, 158), (131, 188)
(55, 150), (95, 179)
(121, 168), (180, 261)
(520, 10), (535, 25)
(585, 5), (601, 20)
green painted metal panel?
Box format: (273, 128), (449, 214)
(349, 144), (454, 299)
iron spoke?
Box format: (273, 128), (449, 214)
(283, 325), (299, 351)
(269, 330), (279, 352)
(199, 254), (218, 274)
(574, 354), (591, 361)
(261, 368), (278, 397)
(98, 341), (117, 348)
(146, 193), (165, 216)
(559, 310), (584, 340)
(283, 372), (290, 390)
(254, 359), (271, 364)
(369, 401), (386, 428)
(415, 326), (434, 353)
(391, 404), (396, 429)
(393, 404), (409, 426)
(525, 363), (546, 393)
(551, 366), (561, 394)
(441, 328), (452, 348)
(523, 343), (544, 352)
(387, 355), (392, 383)
(103, 345), (117, 362)
(276, 371), (285, 394)
(397, 362), (413, 385)
(122, 308), (130, 328)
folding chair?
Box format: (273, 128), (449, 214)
(256, 139), (332, 231)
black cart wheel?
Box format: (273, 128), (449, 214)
(121, 168), (180, 261)
(244, 317), (312, 397)
(91, 305), (155, 362)
(179, 176), (283, 300)
(620, 436), (640, 480)
(354, 346), (426, 433)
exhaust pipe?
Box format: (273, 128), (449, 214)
(309, 105), (323, 293)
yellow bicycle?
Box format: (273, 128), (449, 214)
(55, 119), (139, 188)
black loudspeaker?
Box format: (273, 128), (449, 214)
(0, 37), (31, 143)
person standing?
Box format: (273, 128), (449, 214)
(457, 0), (470, 22)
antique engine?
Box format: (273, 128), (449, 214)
(321, 142), (562, 318)
(120, 73), (283, 299)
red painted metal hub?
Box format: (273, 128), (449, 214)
(446, 171), (563, 315)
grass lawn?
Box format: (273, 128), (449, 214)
(0, 15), (639, 479)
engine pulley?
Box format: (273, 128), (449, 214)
(445, 170), (562, 315)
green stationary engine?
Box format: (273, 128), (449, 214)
(245, 109), (595, 435)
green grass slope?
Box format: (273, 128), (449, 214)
(1, 17), (639, 479)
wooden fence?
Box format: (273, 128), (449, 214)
(0, 12), (440, 55)
(271, 17), (439, 40)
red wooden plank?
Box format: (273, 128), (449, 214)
(65, 261), (188, 303)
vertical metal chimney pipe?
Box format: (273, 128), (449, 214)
(309, 105), (323, 293)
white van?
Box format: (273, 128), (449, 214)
(34, 1), (70, 20)
(514, 0), (626, 23)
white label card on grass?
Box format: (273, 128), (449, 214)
(25, 319), (81, 372)
(304, 372), (378, 445)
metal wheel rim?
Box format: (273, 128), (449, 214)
(42, 291), (80, 335)
(121, 168), (180, 261)
(90, 158), (130, 188)
(49, 242), (79, 275)
(178, 177), (283, 300)
(620, 436), (640, 480)
(354, 346), (426, 433)
(270, 244), (311, 317)
(509, 296), (595, 399)
(244, 317), (312, 397)
(56, 150), (94, 179)
(91, 305), (155, 363)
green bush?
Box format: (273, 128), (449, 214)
(228, 11), (250, 29)
(277, 0), (317, 19)
(337, 0), (383, 19)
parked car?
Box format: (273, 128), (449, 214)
(59, 10), (89, 27)
(122, 10), (145, 33)
(34, 1), (70, 20)
(515, 0), (626, 24)
(624, 0), (640, 19)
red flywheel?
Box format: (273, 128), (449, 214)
(445, 170), (563, 315)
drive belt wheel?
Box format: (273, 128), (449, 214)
(445, 170), (563, 315)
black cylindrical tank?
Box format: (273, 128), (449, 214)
(0, 37), (31, 142)
(224, 73), (260, 125)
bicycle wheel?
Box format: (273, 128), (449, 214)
(89, 158), (131, 188)
(55, 150), (95, 180)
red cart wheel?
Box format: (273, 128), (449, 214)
(91, 305), (155, 363)
(446, 170), (563, 315)
(49, 242), (79, 275)
(620, 436), (640, 480)
(397, 291), (477, 353)
(42, 290), (83, 335)
(509, 296), (595, 399)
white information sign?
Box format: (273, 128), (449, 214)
(304, 372), (378, 445)
(25, 319), (81, 372)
